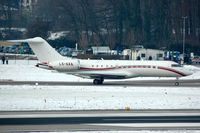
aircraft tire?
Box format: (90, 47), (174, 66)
(93, 79), (103, 85)
(175, 82), (179, 86)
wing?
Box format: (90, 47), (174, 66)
(73, 73), (126, 79)
(71, 71), (138, 79)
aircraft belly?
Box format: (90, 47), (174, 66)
(68, 69), (138, 79)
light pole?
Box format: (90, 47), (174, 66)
(182, 16), (187, 63)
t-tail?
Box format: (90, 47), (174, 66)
(2, 37), (66, 63)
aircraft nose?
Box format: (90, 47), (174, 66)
(185, 70), (193, 76)
(182, 68), (194, 76)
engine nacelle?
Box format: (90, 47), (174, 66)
(49, 59), (80, 71)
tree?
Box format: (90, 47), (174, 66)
(3, 0), (199, 54)
(26, 18), (51, 38)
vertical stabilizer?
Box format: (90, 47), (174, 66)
(8, 37), (66, 63)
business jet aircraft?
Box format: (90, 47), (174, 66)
(1, 37), (193, 85)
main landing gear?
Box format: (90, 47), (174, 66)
(93, 78), (104, 85)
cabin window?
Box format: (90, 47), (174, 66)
(158, 53), (163, 58)
(141, 53), (146, 58)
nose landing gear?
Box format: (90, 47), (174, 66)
(175, 82), (179, 86)
(175, 77), (180, 86)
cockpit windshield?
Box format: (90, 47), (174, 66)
(171, 64), (182, 67)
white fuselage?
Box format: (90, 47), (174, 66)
(49, 59), (192, 79)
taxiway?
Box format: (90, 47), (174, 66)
(0, 110), (200, 131)
(0, 79), (200, 87)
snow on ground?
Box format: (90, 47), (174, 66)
(0, 60), (200, 111)
(48, 31), (70, 40)
(0, 60), (90, 82)
(0, 85), (200, 111)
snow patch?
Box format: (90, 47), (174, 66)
(0, 85), (200, 111)
(48, 31), (70, 40)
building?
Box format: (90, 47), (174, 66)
(122, 45), (165, 60)
(132, 48), (164, 60)
(91, 46), (111, 55)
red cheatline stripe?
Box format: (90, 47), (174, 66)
(42, 62), (48, 64)
(48, 65), (54, 69)
(158, 66), (186, 76)
(80, 67), (115, 70)
(80, 66), (152, 71)
(80, 66), (187, 76)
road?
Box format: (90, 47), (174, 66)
(0, 110), (200, 131)
(0, 79), (200, 87)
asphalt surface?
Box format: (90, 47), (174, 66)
(0, 79), (200, 87)
(0, 110), (200, 131)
